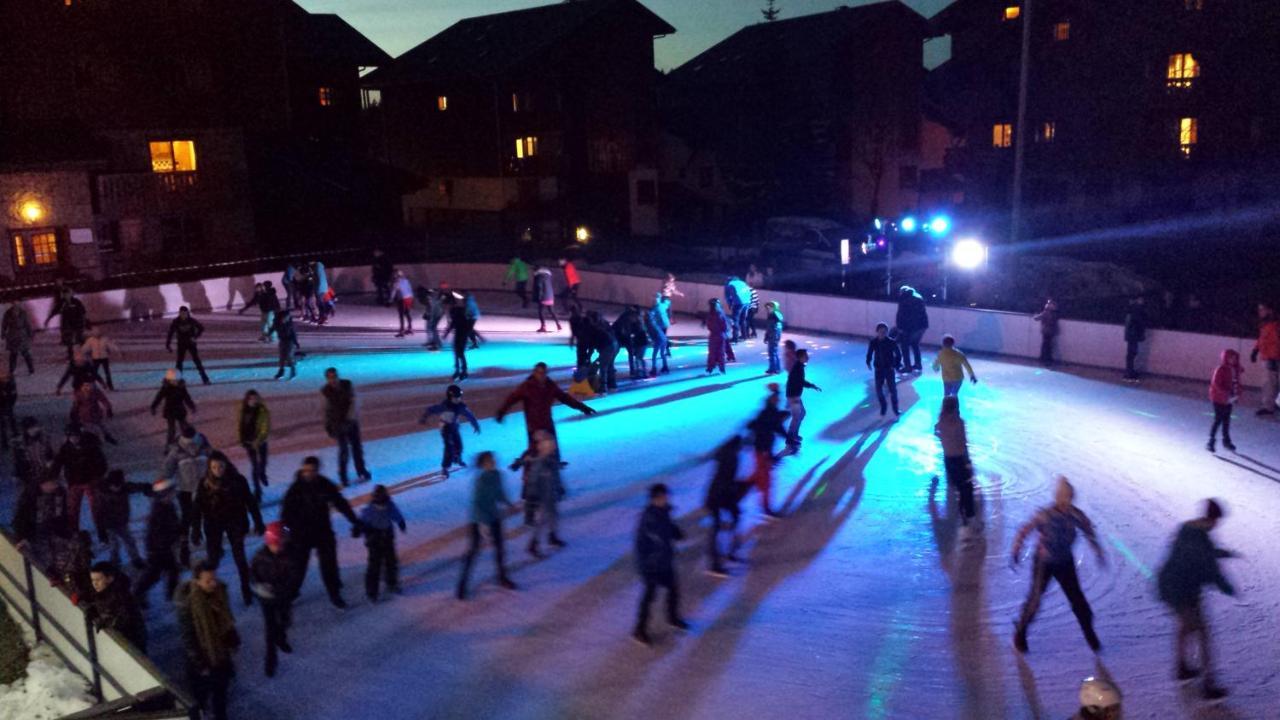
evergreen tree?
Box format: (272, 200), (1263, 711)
(762, 0), (780, 22)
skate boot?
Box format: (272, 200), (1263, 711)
(1222, 438), (1236, 452)
(1175, 664), (1200, 681)
(1206, 439), (1215, 453)
(548, 534), (567, 548)
(631, 628), (653, 647)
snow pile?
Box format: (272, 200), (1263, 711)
(0, 617), (94, 720)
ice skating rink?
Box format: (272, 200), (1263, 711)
(3, 294), (1276, 720)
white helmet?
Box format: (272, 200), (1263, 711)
(1079, 676), (1121, 709)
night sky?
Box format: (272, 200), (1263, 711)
(296, 0), (956, 70)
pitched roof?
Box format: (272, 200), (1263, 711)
(668, 1), (928, 87)
(364, 0), (675, 87)
(289, 12), (392, 67)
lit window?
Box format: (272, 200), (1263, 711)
(149, 140), (197, 173)
(1179, 117), (1198, 157)
(437, 96), (448, 111)
(11, 235), (24, 267)
(1167, 53), (1200, 89)
(1040, 122), (1056, 142)
(318, 87), (334, 107)
(992, 123), (1013, 148)
(512, 93), (520, 112)
(31, 232), (57, 265)
(1004, 6), (1021, 21)
(361, 88), (382, 109)
(1053, 21), (1070, 41)
(515, 136), (538, 159)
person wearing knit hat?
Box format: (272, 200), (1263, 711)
(1010, 476), (1106, 654)
(1157, 499), (1238, 700)
(151, 369), (196, 450)
(251, 520), (297, 678)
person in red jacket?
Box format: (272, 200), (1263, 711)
(558, 258), (582, 311)
(495, 363), (596, 451)
(1252, 302), (1279, 415)
(1207, 349), (1241, 453)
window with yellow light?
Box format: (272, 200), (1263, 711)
(992, 123), (1013, 148)
(1004, 6), (1021, 21)
(319, 87), (334, 106)
(11, 235), (24, 268)
(1053, 21), (1070, 41)
(1179, 117), (1198, 157)
(31, 232), (57, 265)
(437, 96), (448, 111)
(516, 136), (538, 159)
(1167, 53), (1199, 89)
(150, 140), (197, 173)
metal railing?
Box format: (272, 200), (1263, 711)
(0, 530), (194, 719)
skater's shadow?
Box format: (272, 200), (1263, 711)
(565, 376), (762, 421)
(1213, 455), (1280, 484)
(1229, 452), (1280, 475)
(819, 376), (920, 442)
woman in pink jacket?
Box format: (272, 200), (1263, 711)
(1207, 349), (1241, 453)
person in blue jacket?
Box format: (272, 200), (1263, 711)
(354, 485), (406, 601)
(419, 385), (480, 476)
(724, 277), (752, 343)
(632, 483), (689, 647)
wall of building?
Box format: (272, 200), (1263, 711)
(0, 170), (100, 283)
(17, 262), (1262, 389)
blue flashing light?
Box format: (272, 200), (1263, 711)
(900, 216), (917, 233)
(873, 218), (883, 231)
(928, 216), (950, 235)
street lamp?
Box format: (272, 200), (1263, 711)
(575, 226), (590, 244)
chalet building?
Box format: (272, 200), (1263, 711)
(661, 2), (947, 235)
(363, 0), (675, 245)
(0, 0), (389, 286)
(930, 0), (1280, 236)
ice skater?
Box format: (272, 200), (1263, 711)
(167, 307), (210, 385)
(190, 451), (265, 607)
(1156, 498), (1237, 700)
(933, 335), (978, 398)
(251, 521), (296, 678)
(281, 456), (362, 609)
(705, 299), (730, 374)
(151, 369), (196, 450)
(272, 311), (300, 380)
(745, 384), (790, 517)
(895, 285), (928, 373)
(558, 257), (582, 311)
(457, 452), (517, 599)
(237, 390), (271, 499)
(933, 397), (975, 525)
(521, 431), (566, 558)
(1034, 298), (1060, 367)
(1250, 302), (1278, 415)
(631, 483), (689, 647)
(94, 470), (147, 568)
(783, 349), (821, 454)
(1011, 476), (1105, 654)
(321, 367), (371, 486)
(533, 264), (561, 332)
(495, 362), (596, 453)
(355, 485), (407, 602)
(763, 301), (784, 375)
(46, 286), (89, 363)
(2, 302), (35, 376)
(505, 256), (530, 308)
(442, 296), (473, 381)
(133, 479), (182, 608)
(419, 384), (480, 476)
(866, 322), (902, 416)
(1207, 349), (1241, 453)
(705, 435), (744, 577)
(645, 298), (669, 376)
(392, 270), (415, 337)
(80, 327), (122, 390)
(176, 561), (240, 720)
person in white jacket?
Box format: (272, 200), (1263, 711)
(79, 327), (123, 390)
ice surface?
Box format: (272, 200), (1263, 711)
(1, 292), (1276, 720)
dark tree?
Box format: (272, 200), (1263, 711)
(762, 0), (780, 22)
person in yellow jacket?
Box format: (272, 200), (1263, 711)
(236, 390), (271, 501)
(932, 335), (978, 398)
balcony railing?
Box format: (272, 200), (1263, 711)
(97, 172), (199, 215)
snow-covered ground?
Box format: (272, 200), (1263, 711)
(0, 606), (94, 719)
(2, 292), (1277, 720)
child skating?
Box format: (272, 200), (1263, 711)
(355, 485), (407, 601)
(631, 483), (688, 647)
(1207, 349), (1241, 453)
(419, 385), (480, 476)
(933, 335), (978, 398)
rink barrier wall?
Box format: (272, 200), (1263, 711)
(0, 531), (194, 719)
(21, 261), (1259, 389)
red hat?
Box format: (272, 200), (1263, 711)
(264, 521), (289, 549)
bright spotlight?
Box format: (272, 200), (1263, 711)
(951, 238), (987, 269)
(928, 216), (950, 235)
(900, 216), (917, 233)
(575, 226), (590, 243)
(873, 218), (883, 231)
(840, 238), (851, 266)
